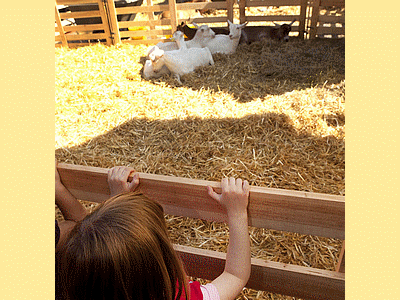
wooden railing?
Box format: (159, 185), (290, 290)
(57, 163), (345, 299)
(55, 0), (345, 47)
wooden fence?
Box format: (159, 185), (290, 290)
(57, 163), (345, 299)
(55, 0), (345, 47)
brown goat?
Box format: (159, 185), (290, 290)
(177, 21), (229, 40)
(239, 20), (296, 44)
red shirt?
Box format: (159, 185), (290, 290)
(177, 281), (203, 300)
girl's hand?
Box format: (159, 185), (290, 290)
(207, 177), (250, 217)
(108, 166), (140, 197)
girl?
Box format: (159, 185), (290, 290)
(56, 166), (251, 300)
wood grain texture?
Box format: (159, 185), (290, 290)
(175, 244), (345, 300)
(57, 163), (345, 239)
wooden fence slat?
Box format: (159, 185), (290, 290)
(244, 15), (299, 23)
(175, 244), (345, 300)
(320, 0), (345, 6)
(309, 0), (321, 39)
(55, 4), (69, 47)
(176, 2), (227, 10)
(104, 0), (121, 44)
(55, 23), (105, 32)
(239, 0), (246, 23)
(57, 0), (98, 4)
(246, 0), (302, 5)
(116, 4), (169, 13)
(184, 16), (228, 24)
(145, 0), (157, 40)
(168, 0), (178, 33)
(56, 163), (345, 239)
(298, 0), (308, 39)
(59, 10), (101, 19)
(97, 0), (112, 45)
(226, 0), (234, 23)
(335, 240), (345, 273)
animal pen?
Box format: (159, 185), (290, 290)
(55, 0), (345, 299)
(55, 0), (345, 47)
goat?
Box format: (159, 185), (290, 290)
(177, 21), (229, 40)
(204, 20), (247, 55)
(150, 24), (215, 55)
(149, 42), (214, 85)
(240, 20), (295, 44)
(143, 31), (186, 79)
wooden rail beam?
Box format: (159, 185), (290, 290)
(57, 163), (345, 239)
(175, 244), (345, 300)
(55, 4), (69, 47)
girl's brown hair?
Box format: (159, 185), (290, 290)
(56, 192), (188, 300)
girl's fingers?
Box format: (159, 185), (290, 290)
(243, 180), (250, 194)
(207, 186), (221, 202)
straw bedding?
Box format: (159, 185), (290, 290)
(55, 10), (344, 299)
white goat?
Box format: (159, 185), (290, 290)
(204, 20), (247, 55)
(143, 31), (186, 79)
(149, 42), (214, 85)
(149, 23), (215, 55)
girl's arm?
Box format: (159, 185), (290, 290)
(207, 178), (251, 300)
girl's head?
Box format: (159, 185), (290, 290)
(56, 192), (188, 300)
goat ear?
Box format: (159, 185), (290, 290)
(240, 21), (248, 28)
(273, 22), (280, 26)
(227, 19), (233, 25)
(192, 22), (198, 28)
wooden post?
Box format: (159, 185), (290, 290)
(335, 240), (345, 273)
(105, 0), (121, 44)
(97, 0), (113, 45)
(55, 4), (68, 47)
(168, 0), (178, 34)
(298, 0), (308, 39)
(238, 0), (246, 24)
(226, 0), (234, 24)
(146, 0), (157, 40)
(309, 0), (321, 39)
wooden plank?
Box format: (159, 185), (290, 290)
(122, 38), (167, 45)
(246, 0), (302, 5)
(56, 23), (105, 32)
(298, 0), (308, 39)
(120, 29), (173, 38)
(335, 240), (345, 273)
(119, 19), (171, 28)
(175, 244), (345, 300)
(105, 0), (121, 44)
(184, 16), (227, 24)
(116, 4), (170, 14)
(57, 0), (98, 4)
(226, 0), (234, 23)
(57, 163), (345, 239)
(239, 0), (246, 23)
(97, 0), (112, 45)
(309, 0), (321, 39)
(59, 10), (101, 19)
(64, 32), (108, 40)
(243, 15), (299, 23)
(145, 0), (157, 40)
(55, 4), (69, 47)
(320, 0), (345, 6)
(316, 26), (344, 35)
(176, 2), (227, 10)
(168, 0), (178, 33)
(318, 15), (345, 23)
